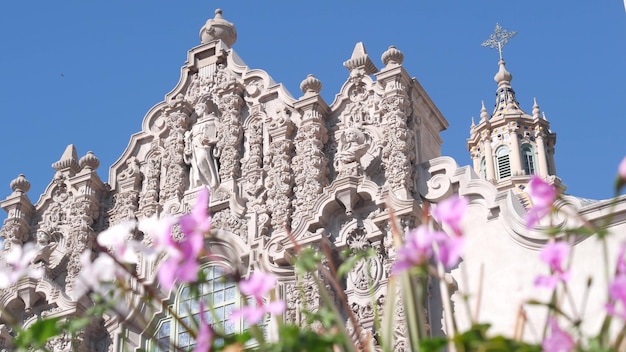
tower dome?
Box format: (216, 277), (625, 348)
(199, 9), (237, 47)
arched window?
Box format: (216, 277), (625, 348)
(150, 264), (243, 351)
(521, 144), (535, 175)
(479, 157), (487, 179)
(495, 146), (511, 179)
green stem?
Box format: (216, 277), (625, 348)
(400, 269), (424, 352)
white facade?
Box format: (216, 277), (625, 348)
(1, 9), (625, 351)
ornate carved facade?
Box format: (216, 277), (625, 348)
(1, 9), (625, 352)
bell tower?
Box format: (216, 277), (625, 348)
(467, 24), (558, 192)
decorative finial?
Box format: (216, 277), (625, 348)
(79, 151), (100, 171)
(482, 23), (517, 60)
(381, 45), (404, 67)
(532, 97), (541, 119)
(480, 100), (489, 121)
(10, 174), (30, 194)
(300, 74), (322, 96)
(199, 8), (237, 47)
(343, 42), (378, 75)
(52, 144), (80, 174)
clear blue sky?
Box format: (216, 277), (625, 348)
(1, 1), (625, 220)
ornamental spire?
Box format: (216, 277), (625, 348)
(482, 24), (522, 118)
(481, 23), (517, 60)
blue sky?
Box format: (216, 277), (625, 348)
(1, 1), (625, 220)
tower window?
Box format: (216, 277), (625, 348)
(496, 146), (511, 179)
(480, 157), (487, 179)
(522, 144), (535, 175)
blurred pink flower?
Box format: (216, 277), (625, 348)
(535, 241), (571, 289)
(179, 187), (212, 241)
(73, 251), (128, 299)
(142, 190), (211, 291)
(606, 243), (626, 320)
(194, 301), (213, 352)
(137, 215), (176, 258)
(619, 157), (626, 181)
(542, 318), (574, 352)
(393, 225), (464, 273)
(0, 243), (43, 288)
(158, 254), (201, 291)
(525, 175), (557, 228)
(392, 226), (436, 274)
(432, 196), (468, 236)
(230, 271), (285, 325)
(97, 220), (149, 264)
(437, 235), (465, 269)
(617, 242), (626, 275)
(607, 273), (626, 320)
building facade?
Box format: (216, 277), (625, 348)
(1, 9), (625, 351)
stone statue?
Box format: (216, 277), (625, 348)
(335, 128), (370, 175)
(184, 116), (220, 189)
(31, 231), (58, 266)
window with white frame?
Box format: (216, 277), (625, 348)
(495, 146), (511, 179)
(521, 144), (535, 175)
(149, 264), (242, 352)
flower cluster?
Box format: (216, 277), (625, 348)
(394, 196), (467, 273)
(525, 175), (557, 228)
(230, 271), (285, 325)
(606, 242), (626, 320)
(542, 317), (575, 352)
(534, 241), (571, 289)
(0, 243), (43, 289)
(5, 157), (626, 352)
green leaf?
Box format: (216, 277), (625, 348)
(264, 324), (344, 352)
(14, 317), (61, 349)
(337, 248), (375, 279)
(293, 248), (323, 275)
(419, 337), (448, 352)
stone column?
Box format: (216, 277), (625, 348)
(483, 136), (496, 182)
(470, 148), (481, 175)
(292, 75), (329, 230)
(535, 130), (550, 177)
(508, 125), (523, 176)
(216, 91), (244, 192)
(0, 174), (33, 250)
(265, 105), (294, 233)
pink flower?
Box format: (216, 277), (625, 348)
(97, 220), (149, 264)
(0, 243), (43, 288)
(140, 190), (211, 291)
(230, 271), (285, 325)
(432, 196), (468, 236)
(73, 251), (128, 299)
(619, 157), (626, 181)
(392, 226), (437, 274)
(525, 175), (557, 228)
(393, 225), (465, 273)
(607, 274), (626, 320)
(194, 301), (212, 352)
(179, 187), (212, 242)
(542, 318), (575, 352)
(617, 242), (626, 275)
(606, 243), (626, 320)
(534, 241), (571, 289)
(436, 235), (465, 269)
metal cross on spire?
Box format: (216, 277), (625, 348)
(481, 23), (517, 60)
